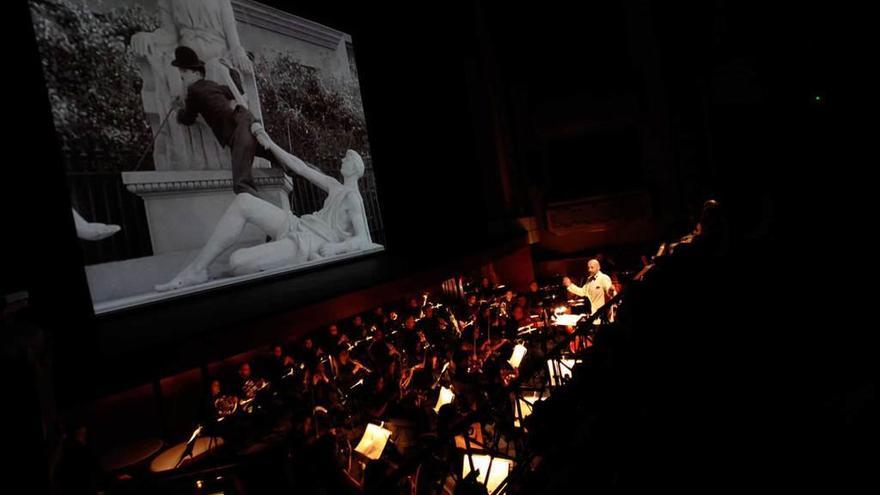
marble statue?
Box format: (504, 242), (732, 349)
(72, 208), (121, 241)
(131, 0), (253, 172)
(155, 123), (377, 292)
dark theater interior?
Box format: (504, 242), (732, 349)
(3, 1), (874, 494)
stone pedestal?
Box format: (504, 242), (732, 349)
(122, 169), (291, 255)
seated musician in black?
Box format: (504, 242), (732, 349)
(204, 379), (226, 422)
(408, 348), (440, 391)
(309, 362), (341, 410)
(371, 306), (389, 332)
(265, 344), (291, 383)
(504, 305), (529, 341)
(477, 276), (495, 301)
(235, 362), (257, 401)
(457, 293), (480, 326)
(526, 280), (543, 309)
(319, 324), (347, 359)
(416, 304), (441, 342)
(397, 314), (422, 360)
(295, 337), (318, 369)
(367, 327), (394, 369)
(501, 288), (516, 311)
(434, 316), (453, 345)
(516, 294), (530, 315)
(333, 348), (367, 390)
(460, 313), (486, 350)
(203, 379), (247, 445)
(348, 314), (368, 342)
(386, 309), (401, 332)
(404, 295), (426, 320)
(300, 411), (360, 495)
(53, 424), (103, 495)
(364, 374), (394, 421)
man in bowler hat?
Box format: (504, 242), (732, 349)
(171, 45), (273, 196)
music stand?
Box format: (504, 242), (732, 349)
(354, 422), (392, 461)
(434, 386), (455, 413)
(546, 357), (580, 387)
(460, 452), (515, 495)
(174, 425), (203, 469)
(511, 388), (549, 428)
(507, 344), (527, 369)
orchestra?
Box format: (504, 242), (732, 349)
(169, 267), (622, 494)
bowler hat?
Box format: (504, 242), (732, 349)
(171, 46), (205, 70)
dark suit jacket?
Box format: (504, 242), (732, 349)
(177, 79), (240, 146)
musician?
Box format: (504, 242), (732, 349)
(405, 294), (427, 320)
(477, 276), (495, 301)
(367, 327), (398, 371)
(670, 199), (726, 257)
(364, 374), (394, 420)
(319, 324), (348, 358)
(513, 294), (528, 313)
(398, 314), (422, 359)
(301, 411), (360, 495)
(296, 337), (319, 371)
(310, 362), (341, 409)
(460, 307), (487, 349)
(563, 259), (616, 317)
(458, 293), (480, 323)
(387, 310), (401, 332)
(417, 304), (441, 342)
(235, 362), (257, 401)
(266, 344), (294, 383)
(348, 314), (368, 342)
(53, 424), (103, 495)
(501, 288), (516, 310)
(205, 379), (228, 421)
(435, 315), (453, 342)
(475, 305), (512, 365)
(385, 358), (405, 406)
(371, 306), (390, 331)
(334, 348), (368, 390)
(526, 280), (543, 309)
(504, 305), (529, 341)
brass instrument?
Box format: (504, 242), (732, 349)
(213, 395), (239, 420)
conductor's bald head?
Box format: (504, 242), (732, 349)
(587, 259), (600, 277)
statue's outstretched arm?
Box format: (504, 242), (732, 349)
(252, 123), (337, 192)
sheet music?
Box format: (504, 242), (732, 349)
(354, 423), (392, 460)
(553, 314), (584, 326)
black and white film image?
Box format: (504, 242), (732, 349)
(28, 0), (385, 313)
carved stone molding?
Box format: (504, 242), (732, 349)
(232, 0), (346, 49)
(122, 170), (291, 196)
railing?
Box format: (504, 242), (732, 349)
(67, 171), (154, 265)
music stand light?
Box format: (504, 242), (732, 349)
(434, 386), (455, 413)
(507, 344), (527, 369)
(553, 313), (583, 327)
(546, 358), (579, 387)
(354, 423), (392, 460)
(461, 454), (514, 494)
